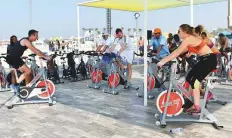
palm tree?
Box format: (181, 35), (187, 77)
(133, 28), (137, 32)
(121, 27), (124, 31)
(95, 28), (98, 31)
(103, 28), (107, 31)
(138, 28), (142, 32)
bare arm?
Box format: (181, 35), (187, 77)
(119, 43), (126, 53)
(156, 45), (162, 55)
(160, 40), (188, 64)
(110, 44), (116, 53)
(101, 45), (108, 53)
(224, 39), (228, 50)
(21, 39), (47, 57)
(96, 45), (103, 52)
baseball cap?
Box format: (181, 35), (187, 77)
(153, 28), (161, 34)
(102, 31), (109, 36)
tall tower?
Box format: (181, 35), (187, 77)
(228, 0), (232, 28)
(106, 9), (111, 35)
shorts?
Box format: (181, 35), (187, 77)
(120, 50), (134, 64)
(6, 56), (25, 69)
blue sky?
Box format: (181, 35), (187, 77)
(0, 0), (228, 39)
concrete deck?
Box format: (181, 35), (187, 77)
(0, 66), (231, 138)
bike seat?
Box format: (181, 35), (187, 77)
(1, 53), (7, 56)
(60, 57), (66, 60)
(22, 56), (28, 59)
(28, 54), (36, 57)
(211, 69), (219, 73)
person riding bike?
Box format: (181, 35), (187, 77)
(148, 28), (170, 60)
(110, 28), (135, 88)
(95, 31), (114, 77)
(157, 24), (217, 113)
(201, 32), (219, 54)
(6, 30), (50, 93)
(218, 33), (230, 65)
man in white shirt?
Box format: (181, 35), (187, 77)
(96, 31), (113, 53)
(110, 28), (134, 88)
(96, 31), (114, 76)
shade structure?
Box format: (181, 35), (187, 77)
(77, 0), (227, 106)
(79, 0), (226, 12)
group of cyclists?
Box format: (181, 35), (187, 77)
(0, 24), (231, 113)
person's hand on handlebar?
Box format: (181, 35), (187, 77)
(152, 52), (157, 56)
(44, 56), (52, 61)
(157, 61), (165, 67)
(117, 51), (121, 57)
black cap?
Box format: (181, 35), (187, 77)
(115, 28), (122, 34)
(219, 33), (225, 38)
(28, 29), (38, 37)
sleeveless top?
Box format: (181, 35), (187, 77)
(7, 37), (29, 58)
(188, 40), (205, 54)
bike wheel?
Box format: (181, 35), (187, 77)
(36, 80), (55, 99)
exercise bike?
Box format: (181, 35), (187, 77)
(47, 52), (64, 84)
(102, 53), (139, 95)
(154, 61), (223, 129)
(220, 48), (232, 85)
(5, 56), (56, 109)
(76, 51), (88, 80)
(0, 55), (10, 92)
(135, 51), (169, 99)
(85, 51), (106, 89)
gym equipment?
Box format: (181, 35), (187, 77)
(25, 54), (39, 78)
(200, 78), (227, 107)
(102, 53), (139, 95)
(155, 61), (223, 129)
(85, 51), (106, 89)
(76, 51), (88, 80)
(135, 51), (169, 99)
(220, 49), (232, 85)
(0, 55), (10, 92)
(47, 52), (64, 84)
(61, 51), (86, 82)
(6, 56), (56, 109)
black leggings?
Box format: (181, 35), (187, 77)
(186, 53), (217, 89)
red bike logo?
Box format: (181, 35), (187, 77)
(156, 91), (184, 116)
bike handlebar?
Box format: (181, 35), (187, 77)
(84, 51), (103, 56)
(0, 56), (6, 59)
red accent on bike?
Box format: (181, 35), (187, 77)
(147, 75), (155, 91)
(156, 91), (184, 116)
(36, 80), (55, 99)
(91, 70), (102, 84)
(108, 73), (120, 88)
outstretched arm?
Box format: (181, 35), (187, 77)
(21, 39), (48, 58)
(158, 40), (188, 65)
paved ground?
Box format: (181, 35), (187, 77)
(0, 66), (232, 138)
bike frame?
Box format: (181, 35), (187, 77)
(13, 58), (48, 89)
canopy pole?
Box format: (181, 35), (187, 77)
(190, 0), (193, 26)
(29, 0), (32, 28)
(77, 5), (80, 50)
(228, 0), (232, 28)
(143, 0), (148, 106)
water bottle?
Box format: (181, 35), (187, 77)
(170, 128), (184, 134)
